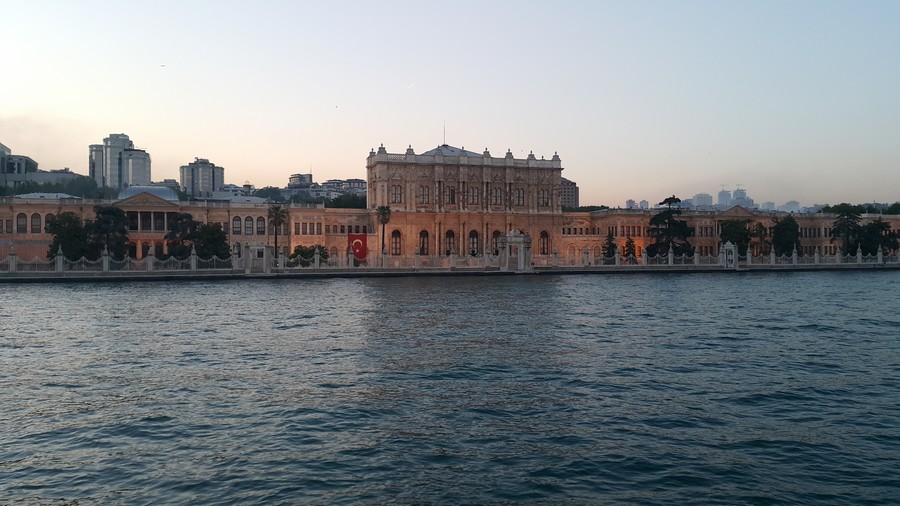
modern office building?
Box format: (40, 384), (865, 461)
(89, 134), (151, 189)
(180, 158), (225, 198)
(560, 177), (579, 209)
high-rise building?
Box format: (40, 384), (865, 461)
(693, 193), (713, 208)
(717, 189), (732, 209)
(180, 158), (225, 198)
(89, 134), (151, 189)
(559, 177), (579, 209)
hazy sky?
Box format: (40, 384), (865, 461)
(2, 0), (899, 207)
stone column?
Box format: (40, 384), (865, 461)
(770, 250), (776, 265)
(641, 249), (648, 266)
(614, 249), (620, 266)
(792, 246), (798, 265)
(102, 247), (110, 272)
(190, 246), (197, 271)
(55, 247), (64, 272)
(877, 248), (883, 264)
(314, 249), (321, 269)
(694, 250), (700, 265)
(8, 251), (17, 273)
(583, 249), (589, 267)
(146, 252), (155, 271)
(814, 247), (820, 265)
(263, 247), (271, 274)
(856, 246), (862, 264)
(668, 243), (674, 266)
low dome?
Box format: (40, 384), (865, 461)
(117, 185), (180, 202)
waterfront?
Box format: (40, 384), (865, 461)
(2, 272), (899, 504)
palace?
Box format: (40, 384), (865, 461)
(2, 144), (899, 265)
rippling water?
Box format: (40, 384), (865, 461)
(2, 272), (899, 504)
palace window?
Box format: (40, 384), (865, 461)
(539, 189), (550, 207)
(419, 185), (430, 204)
(232, 216), (242, 235)
(445, 186), (456, 205)
(257, 216), (266, 235)
(468, 230), (479, 256)
(17, 213), (27, 233)
(31, 213), (41, 234)
(445, 230), (456, 255)
(540, 231), (550, 255)
(391, 185), (403, 204)
(468, 187), (479, 205)
(390, 230), (401, 255)
(491, 230), (502, 255)
(244, 217), (253, 235)
(515, 188), (525, 206)
(491, 187), (503, 206)
(419, 230), (429, 255)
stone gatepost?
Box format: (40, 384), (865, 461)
(641, 249), (648, 266)
(770, 250), (776, 265)
(102, 247), (110, 272)
(668, 243), (674, 266)
(190, 246), (198, 271)
(55, 247), (64, 272)
(522, 235), (533, 272)
(146, 252), (155, 271)
(792, 246), (798, 265)
(693, 250), (700, 265)
(718, 247), (726, 267)
(856, 246), (862, 264)
(814, 247), (820, 265)
(614, 249), (620, 266)
(499, 236), (509, 272)
(382, 252), (387, 268)
(877, 248), (883, 264)
(245, 244), (252, 274)
(551, 250), (558, 268)
(314, 249), (321, 269)
(8, 251), (17, 273)
(263, 247), (271, 274)
(582, 249), (590, 267)
(746, 248), (752, 266)
(449, 252), (457, 270)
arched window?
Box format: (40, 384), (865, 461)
(419, 186), (430, 204)
(444, 230), (456, 256)
(539, 231), (550, 255)
(44, 213), (55, 233)
(390, 185), (403, 203)
(256, 216), (266, 235)
(491, 230), (502, 256)
(232, 216), (242, 235)
(419, 230), (429, 255)
(244, 217), (253, 235)
(16, 213), (27, 233)
(468, 230), (479, 256)
(233, 242), (242, 258)
(31, 213), (41, 234)
(390, 230), (401, 255)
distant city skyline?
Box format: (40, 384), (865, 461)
(2, 1), (899, 206)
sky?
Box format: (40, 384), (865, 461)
(2, 0), (899, 207)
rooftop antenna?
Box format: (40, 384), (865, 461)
(443, 122), (446, 145)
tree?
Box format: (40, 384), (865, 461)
(327, 193), (366, 208)
(46, 212), (91, 260)
(751, 222), (771, 255)
(165, 212), (200, 258)
(623, 236), (636, 264)
(268, 204), (289, 267)
(771, 215), (801, 256)
(376, 205), (391, 255)
(719, 219), (752, 255)
(830, 204), (862, 255)
(164, 213), (230, 259)
(646, 195), (693, 256)
(603, 231), (617, 258)
(254, 186), (285, 202)
(290, 244), (328, 267)
(858, 218), (899, 255)
(88, 206), (129, 260)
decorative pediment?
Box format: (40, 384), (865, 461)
(115, 192), (180, 208)
(720, 205), (755, 217)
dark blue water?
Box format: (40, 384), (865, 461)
(2, 272), (899, 504)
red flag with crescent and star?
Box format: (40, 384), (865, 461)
(348, 233), (367, 261)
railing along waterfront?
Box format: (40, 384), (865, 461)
(1, 246), (898, 279)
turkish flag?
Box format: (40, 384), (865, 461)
(348, 233), (367, 260)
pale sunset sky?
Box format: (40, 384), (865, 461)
(2, 0), (899, 207)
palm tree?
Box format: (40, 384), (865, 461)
(268, 204), (288, 267)
(376, 205), (391, 255)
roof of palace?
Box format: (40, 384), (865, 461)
(15, 192), (79, 199)
(117, 185), (179, 202)
(420, 144), (483, 157)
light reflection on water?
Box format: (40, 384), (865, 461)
(1, 272), (899, 504)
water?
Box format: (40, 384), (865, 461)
(1, 272), (899, 504)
